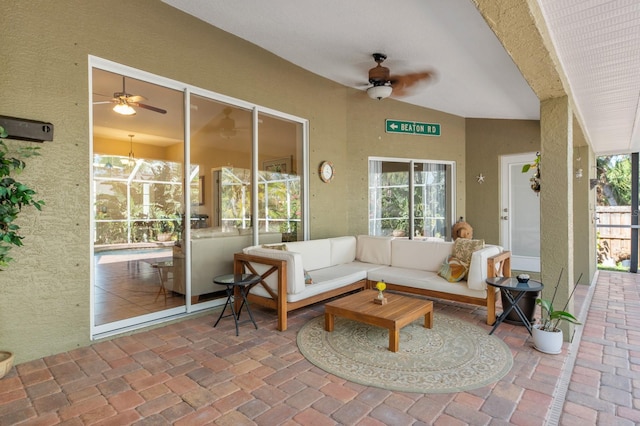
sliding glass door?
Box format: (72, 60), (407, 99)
(91, 57), (308, 337)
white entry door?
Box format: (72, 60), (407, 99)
(500, 153), (541, 272)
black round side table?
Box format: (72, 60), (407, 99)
(486, 277), (543, 336)
(213, 273), (261, 336)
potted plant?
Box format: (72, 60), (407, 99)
(521, 152), (541, 193)
(532, 270), (581, 354)
(156, 217), (174, 242)
(0, 125), (44, 378)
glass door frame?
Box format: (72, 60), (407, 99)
(90, 56), (309, 339)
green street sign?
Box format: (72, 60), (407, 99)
(386, 119), (441, 136)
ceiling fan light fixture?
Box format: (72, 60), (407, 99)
(113, 102), (136, 116)
(367, 85), (392, 100)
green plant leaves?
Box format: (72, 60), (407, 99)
(536, 296), (581, 331)
(0, 126), (44, 269)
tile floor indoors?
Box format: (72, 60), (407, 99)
(0, 270), (637, 425)
(93, 249), (185, 325)
(93, 249), (225, 326)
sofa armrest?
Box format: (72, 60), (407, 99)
(467, 246), (502, 291)
(234, 252), (289, 331)
(487, 251), (512, 278)
(242, 247), (306, 294)
(484, 250), (511, 325)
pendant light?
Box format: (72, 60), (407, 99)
(128, 134), (135, 166)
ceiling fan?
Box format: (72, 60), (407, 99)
(203, 107), (251, 138)
(94, 76), (167, 115)
(366, 53), (434, 100)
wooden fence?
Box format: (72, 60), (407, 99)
(596, 206), (632, 262)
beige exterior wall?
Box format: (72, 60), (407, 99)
(464, 119), (540, 245)
(345, 99), (466, 236)
(573, 124), (597, 285)
(1, 1), (345, 362)
(1, 1), (598, 361)
(0, 1), (469, 362)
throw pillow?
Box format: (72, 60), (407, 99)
(452, 238), (484, 266)
(304, 270), (313, 285)
(451, 238), (484, 279)
(262, 243), (288, 251)
(438, 255), (468, 282)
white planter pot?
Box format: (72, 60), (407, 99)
(532, 324), (563, 354)
(0, 351), (14, 379)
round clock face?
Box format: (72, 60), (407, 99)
(319, 161), (334, 182)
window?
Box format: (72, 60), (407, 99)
(369, 158), (455, 239)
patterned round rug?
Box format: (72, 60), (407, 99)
(297, 313), (513, 393)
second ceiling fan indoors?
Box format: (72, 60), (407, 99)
(95, 76), (167, 116)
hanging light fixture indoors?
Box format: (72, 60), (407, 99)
(127, 134), (136, 166)
(113, 100), (136, 116)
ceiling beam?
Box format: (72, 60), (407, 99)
(471, 0), (565, 101)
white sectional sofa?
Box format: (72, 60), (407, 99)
(234, 235), (511, 331)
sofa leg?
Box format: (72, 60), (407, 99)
(486, 289), (497, 325)
(278, 314), (287, 331)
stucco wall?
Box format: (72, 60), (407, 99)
(3, 1), (598, 363)
(572, 125), (597, 285)
(345, 94), (466, 235)
(464, 118), (540, 244)
(1, 1), (349, 362)
(1, 1), (473, 362)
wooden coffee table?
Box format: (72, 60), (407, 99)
(324, 289), (433, 352)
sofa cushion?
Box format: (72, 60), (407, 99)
(438, 255), (468, 282)
(356, 235), (393, 265)
(390, 239), (453, 272)
(330, 236), (357, 265)
(367, 266), (487, 299)
(248, 262), (370, 303)
(286, 239), (332, 271)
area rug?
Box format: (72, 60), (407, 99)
(297, 313), (513, 393)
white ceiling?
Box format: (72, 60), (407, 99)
(537, 0), (640, 154)
(161, 0), (640, 155)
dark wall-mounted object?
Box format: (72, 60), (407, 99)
(0, 115), (54, 142)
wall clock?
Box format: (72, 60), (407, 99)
(319, 161), (335, 183)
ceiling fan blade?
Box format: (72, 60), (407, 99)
(124, 95), (145, 103)
(131, 102), (167, 114)
(93, 100), (116, 105)
(93, 92), (113, 98)
(390, 71), (434, 97)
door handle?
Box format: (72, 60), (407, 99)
(500, 216), (508, 220)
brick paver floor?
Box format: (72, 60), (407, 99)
(0, 271), (637, 425)
(559, 271), (640, 426)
